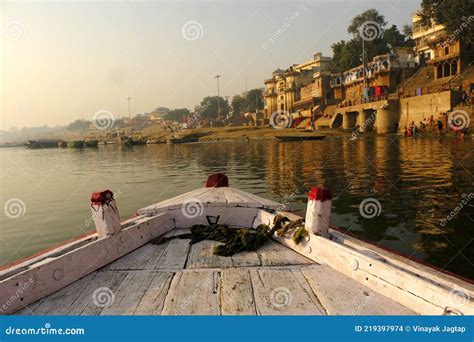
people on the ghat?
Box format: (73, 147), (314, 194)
(461, 90), (468, 106)
(419, 121), (426, 135)
(437, 119), (443, 136)
(403, 126), (408, 137)
(429, 115), (434, 129)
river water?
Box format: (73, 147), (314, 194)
(1, 135), (473, 279)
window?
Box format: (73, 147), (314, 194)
(444, 46), (450, 55)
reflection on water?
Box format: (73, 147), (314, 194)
(1, 135), (473, 279)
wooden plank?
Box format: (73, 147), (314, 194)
(66, 270), (129, 315)
(272, 211), (474, 315)
(220, 269), (256, 315)
(186, 241), (233, 269)
(250, 268), (323, 315)
(100, 271), (157, 315)
(133, 272), (174, 315)
(161, 270), (220, 315)
(137, 188), (213, 214)
(28, 274), (94, 315)
(231, 251), (261, 267)
(155, 238), (191, 270)
(329, 229), (474, 295)
(301, 265), (415, 315)
(1, 212), (173, 315)
(258, 240), (312, 266)
(107, 244), (167, 270)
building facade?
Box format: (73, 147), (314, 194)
(264, 52), (332, 119)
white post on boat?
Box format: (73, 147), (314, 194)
(90, 190), (122, 238)
(305, 187), (332, 236)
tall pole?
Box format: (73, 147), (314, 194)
(215, 75), (221, 118)
(126, 97), (131, 119)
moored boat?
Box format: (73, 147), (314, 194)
(67, 140), (85, 149)
(0, 173), (472, 316)
(26, 139), (62, 149)
(85, 140), (99, 148)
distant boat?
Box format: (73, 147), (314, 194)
(27, 139), (62, 149)
(67, 140), (85, 149)
(85, 140), (99, 148)
(275, 135), (326, 142)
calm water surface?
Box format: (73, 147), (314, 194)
(1, 135), (473, 279)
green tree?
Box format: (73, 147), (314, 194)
(231, 95), (248, 116)
(419, 0), (474, 41)
(331, 9), (412, 72)
(245, 89), (264, 112)
(195, 96), (229, 118)
(164, 108), (191, 122)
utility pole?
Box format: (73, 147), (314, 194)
(126, 97), (132, 119)
(215, 75), (221, 118)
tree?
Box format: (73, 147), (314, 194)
(331, 9), (413, 72)
(164, 108), (191, 122)
(195, 96), (229, 118)
(245, 89), (264, 112)
(402, 24), (414, 47)
(419, 0), (474, 41)
(231, 95), (248, 116)
(67, 119), (90, 131)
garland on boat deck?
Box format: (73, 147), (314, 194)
(151, 214), (309, 256)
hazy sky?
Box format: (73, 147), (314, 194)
(1, 0), (420, 129)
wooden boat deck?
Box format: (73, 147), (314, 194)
(16, 229), (415, 316)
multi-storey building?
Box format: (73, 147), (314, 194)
(263, 52), (331, 119)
